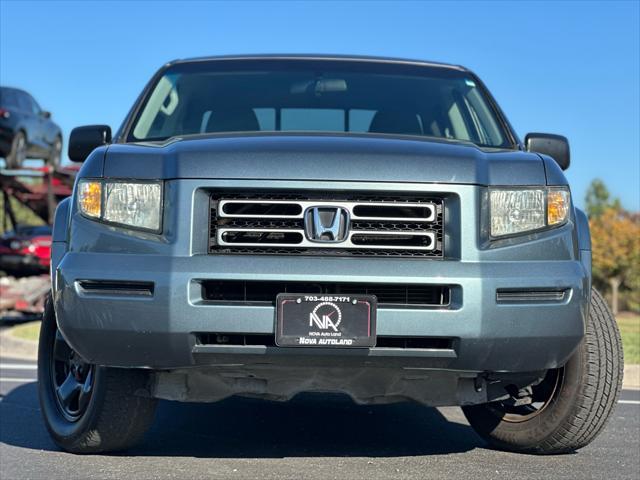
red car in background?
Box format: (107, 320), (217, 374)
(0, 224), (51, 276)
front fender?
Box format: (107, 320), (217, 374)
(574, 207), (592, 297)
(575, 207), (591, 252)
(52, 197), (70, 243)
(50, 197), (70, 288)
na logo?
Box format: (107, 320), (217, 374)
(309, 302), (342, 332)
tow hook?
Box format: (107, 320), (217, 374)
(474, 376), (484, 392)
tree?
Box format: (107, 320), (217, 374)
(585, 179), (621, 218)
(590, 207), (640, 314)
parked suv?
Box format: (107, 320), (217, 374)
(0, 87), (63, 168)
(39, 55), (623, 455)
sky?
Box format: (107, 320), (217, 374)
(1, 0), (638, 210)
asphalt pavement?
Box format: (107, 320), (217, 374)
(1, 356), (639, 480)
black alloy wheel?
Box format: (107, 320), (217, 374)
(50, 330), (95, 422)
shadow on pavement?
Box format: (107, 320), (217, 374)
(1, 382), (483, 458)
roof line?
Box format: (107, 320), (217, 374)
(166, 54), (467, 71)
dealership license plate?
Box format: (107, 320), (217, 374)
(275, 294), (377, 348)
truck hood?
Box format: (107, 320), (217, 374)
(103, 134), (546, 185)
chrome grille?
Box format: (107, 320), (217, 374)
(209, 192), (444, 257)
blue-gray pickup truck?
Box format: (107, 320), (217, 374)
(38, 55), (623, 455)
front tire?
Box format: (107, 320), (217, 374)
(38, 295), (157, 453)
(48, 136), (62, 167)
(6, 131), (26, 169)
(463, 288), (623, 454)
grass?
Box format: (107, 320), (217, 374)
(0, 194), (46, 235)
(618, 312), (640, 364)
(9, 321), (41, 342)
(6, 312), (640, 363)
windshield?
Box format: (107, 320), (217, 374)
(129, 60), (512, 148)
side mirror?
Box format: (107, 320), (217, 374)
(525, 133), (570, 170)
(68, 125), (112, 162)
(41, 111), (52, 119)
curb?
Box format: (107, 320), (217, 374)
(1, 328), (639, 390)
(623, 364), (640, 390)
(0, 329), (38, 361)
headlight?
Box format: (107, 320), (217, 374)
(77, 180), (162, 232)
(490, 187), (570, 238)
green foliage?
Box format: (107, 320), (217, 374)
(585, 179), (621, 218)
(588, 179), (640, 313)
(617, 313), (640, 364)
(10, 321), (41, 342)
(0, 195), (45, 235)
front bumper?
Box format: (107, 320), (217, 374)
(54, 251), (588, 373)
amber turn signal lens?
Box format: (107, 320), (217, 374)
(78, 181), (102, 218)
(547, 188), (570, 226)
